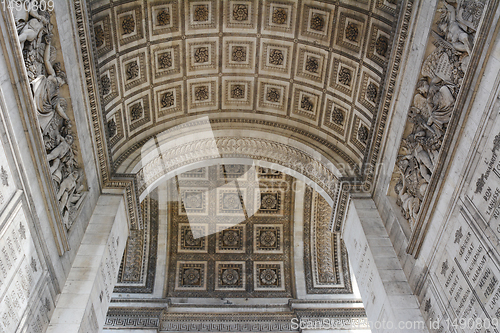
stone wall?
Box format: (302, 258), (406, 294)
(372, 0), (500, 331)
(0, 1), (103, 331)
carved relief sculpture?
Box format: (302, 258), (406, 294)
(393, 0), (484, 229)
(16, 5), (86, 231)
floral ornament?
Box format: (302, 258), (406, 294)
(121, 15), (135, 35)
(158, 52), (172, 69)
(231, 85), (245, 99)
(223, 193), (241, 210)
(222, 230), (239, 247)
(260, 268), (278, 285)
(94, 25), (104, 48)
(310, 14), (325, 31)
(345, 22), (359, 42)
(184, 193), (202, 208)
(231, 46), (246, 62)
(183, 268), (200, 285)
(358, 125), (369, 144)
(233, 4), (248, 21)
(260, 194), (277, 209)
(305, 56), (319, 73)
(107, 119), (117, 138)
(194, 86), (209, 101)
(101, 75), (111, 95)
(184, 229), (202, 247)
(260, 230), (277, 247)
(193, 5), (209, 22)
(125, 61), (139, 80)
(331, 107), (344, 125)
(161, 91), (175, 108)
(338, 67), (352, 86)
(157, 9), (170, 26)
(366, 82), (378, 103)
(301, 96), (314, 112)
(375, 36), (389, 57)
(266, 88), (280, 103)
(194, 47), (209, 63)
(222, 268), (239, 285)
(130, 103), (143, 121)
(269, 49), (284, 66)
(272, 7), (287, 25)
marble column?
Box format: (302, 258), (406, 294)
(343, 198), (428, 332)
(46, 194), (129, 333)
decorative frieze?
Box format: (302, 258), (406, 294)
(16, 7), (87, 232)
(115, 197), (158, 293)
(303, 187), (352, 294)
(392, 0), (487, 231)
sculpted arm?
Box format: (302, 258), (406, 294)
(43, 39), (56, 77)
(443, 1), (456, 22)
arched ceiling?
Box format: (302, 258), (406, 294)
(89, 0), (399, 176)
(110, 164), (358, 318)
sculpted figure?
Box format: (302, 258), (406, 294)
(49, 157), (63, 184)
(427, 77), (455, 127)
(57, 171), (79, 203)
(13, 0), (47, 31)
(16, 3), (85, 231)
(438, 1), (472, 54)
(401, 135), (434, 183)
(57, 171), (79, 230)
(46, 134), (73, 162)
(31, 38), (69, 132)
(395, 180), (421, 228)
(16, 1), (49, 49)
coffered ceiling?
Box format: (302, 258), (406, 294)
(89, 0), (399, 175)
(113, 164), (352, 298)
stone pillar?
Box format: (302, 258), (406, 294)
(46, 194), (129, 333)
(343, 198), (428, 332)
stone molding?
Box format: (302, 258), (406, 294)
(135, 137), (340, 202)
(104, 308), (368, 331)
(303, 187), (352, 294)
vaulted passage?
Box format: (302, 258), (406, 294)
(90, 0), (398, 176)
(0, 0), (499, 332)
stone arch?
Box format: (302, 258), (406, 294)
(122, 119), (344, 207)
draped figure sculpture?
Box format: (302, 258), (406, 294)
(17, 7), (86, 231)
(394, 0), (480, 229)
